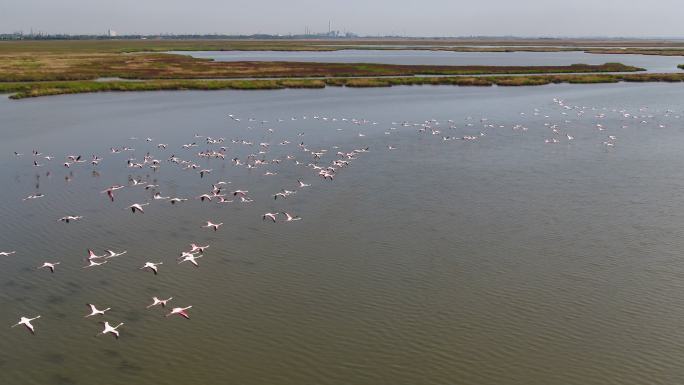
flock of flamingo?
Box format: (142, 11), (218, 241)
(3, 97), (679, 339)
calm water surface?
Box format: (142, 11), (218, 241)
(172, 49), (684, 73)
(2, 84), (684, 385)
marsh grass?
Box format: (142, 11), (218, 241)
(5, 73), (683, 99)
(0, 52), (644, 82)
(0, 40), (679, 99)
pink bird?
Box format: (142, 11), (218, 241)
(202, 221), (223, 231)
(12, 315), (41, 334)
(166, 306), (192, 319)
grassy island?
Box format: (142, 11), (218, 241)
(3, 72), (684, 100)
(0, 39), (683, 99)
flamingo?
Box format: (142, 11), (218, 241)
(282, 212), (302, 222)
(38, 262), (60, 273)
(85, 304), (111, 317)
(103, 189), (115, 202)
(23, 193), (45, 201)
(140, 262), (163, 275)
(83, 259), (108, 268)
(147, 296), (173, 308)
(202, 221), (223, 231)
(166, 306), (192, 319)
(153, 192), (170, 200)
(98, 321), (124, 339)
(59, 215), (83, 223)
(263, 213), (278, 223)
(105, 249), (127, 259)
(128, 203), (149, 213)
(102, 185), (124, 202)
(179, 251), (197, 259)
(189, 243), (209, 253)
(12, 315), (41, 334)
(129, 178), (144, 187)
(179, 254), (202, 267)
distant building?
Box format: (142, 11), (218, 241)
(107, 29), (117, 37)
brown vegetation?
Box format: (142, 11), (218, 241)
(0, 50), (643, 82)
(3, 73), (683, 100)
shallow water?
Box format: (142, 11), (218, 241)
(2, 84), (684, 385)
(172, 49), (684, 73)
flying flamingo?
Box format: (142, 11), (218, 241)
(153, 192), (170, 200)
(83, 259), (108, 268)
(166, 306), (192, 319)
(127, 203), (149, 213)
(38, 262), (60, 273)
(147, 296), (173, 308)
(101, 185), (125, 202)
(263, 213), (278, 223)
(179, 254), (202, 267)
(282, 212), (302, 222)
(140, 262), (162, 275)
(59, 215), (83, 223)
(97, 321), (124, 339)
(202, 221), (223, 231)
(12, 315), (41, 334)
(85, 304), (111, 317)
(189, 243), (209, 253)
(105, 249), (127, 258)
(23, 193), (45, 201)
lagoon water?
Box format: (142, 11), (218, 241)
(173, 49), (684, 73)
(2, 83), (684, 385)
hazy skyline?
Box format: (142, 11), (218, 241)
(2, 0), (683, 37)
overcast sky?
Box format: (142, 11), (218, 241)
(2, 0), (683, 37)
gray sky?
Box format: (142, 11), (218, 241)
(2, 0), (683, 37)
